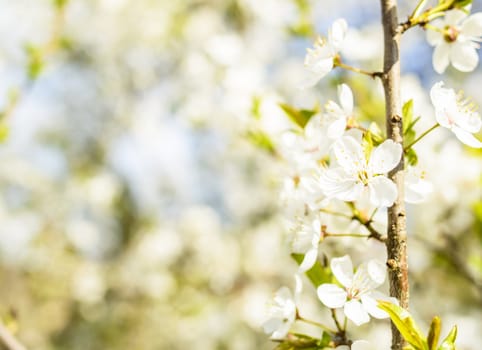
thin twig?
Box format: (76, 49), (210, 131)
(0, 321), (27, 350)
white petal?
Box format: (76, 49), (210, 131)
(263, 317), (282, 335)
(444, 9), (467, 26)
(344, 299), (370, 326)
(299, 248), (319, 272)
(335, 346), (350, 350)
(271, 322), (291, 339)
(294, 274), (303, 297)
(317, 284), (347, 308)
(452, 126), (482, 148)
(405, 168), (433, 204)
(331, 255), (354, 288)
(351, 340), (372, 350)
(368, 139), (402, 174)
(426, 20), (444, 46)
(318, 168), (363, 201)
(338, 84), (354, 115)
(454, 110), (482, 133)
(361, 291), (398, 319)
(429, 81), (458, 128)
(332, 136), (366, 174)
(352, 261), (385, 294)
(462, 13), (482, 37)
(327, 117), (347, 139)
(433, 43), (450, 74)
(329, 18), (348, 51)
(450, 42), (479, 72)
(367, 259), (386, 285)
(368, 176), (398, 207)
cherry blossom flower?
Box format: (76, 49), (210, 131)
(291, 216), (321, 272)
(318, 136), (402, 207)
(263, 275), (302, 339)
(317, 255), (396, 326)
(405, 167), (433, 204)
(303, 84), (353, 159)
(426, 9), (482, 73)
(335, 340), (371, 350)
(303, 19), (347, 87)
(430, 81), (482, 148)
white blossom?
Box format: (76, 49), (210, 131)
(335, 340), (371, 350)
(319, 136), (402, 207)
(263, 275), (302, 339)
(426, 9), (482, 73)
(430, 81), (482, 148)
(303, 19), (347, 87)
(291, 217), (321, 272)
(317, 255), (396, 326)
(405, 167), (433, 204)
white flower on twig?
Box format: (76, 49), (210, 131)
(426, 9), (482, 73)
(317, 255), (397, 326)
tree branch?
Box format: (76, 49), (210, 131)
(380, 1), (409, 349)
(0, 321), (27, 350)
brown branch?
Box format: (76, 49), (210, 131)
(0, 321), (27, 350)
(380, 1), (409, 349)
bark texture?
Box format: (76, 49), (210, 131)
(380, 1), (409, 349)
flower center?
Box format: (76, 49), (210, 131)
(456, 90), (479, 114)
(443, 25), (459, 43)
(357, 170), (369, 185)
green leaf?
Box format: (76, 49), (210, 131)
(0, 124), (8, 143)
(25, 45), (44, 80)
(246, 130), (276, 155)
(377, 301), (428, 350)
(368, 122), (385, 145)
(291, 254), (333, 287)
(402, 99), (414, 133)
(427, 316), (442, 350)
(251, 96), (262, 120)
(362, 130), (374, 159)
(319, 331), (331, 347)
(437, 326), (457, 350)
(405, 147), (419, 166)
(279, 103), (318, 129)
(274, 333), (324, 350)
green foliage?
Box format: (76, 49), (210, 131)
(275, 332), (331, 350)
(25, 45), (44, 79)
(378, 302), (458, 350)
(291, 254), (333, 287)
(427, 316), (442, 350)
(279, 103), (318, 129)
(246, 130), (276, 155)
(438, 326), (457, 350)
(378, 301), (428, 350)
(54, 0), (69, 9)
(402, 99), (420, 165)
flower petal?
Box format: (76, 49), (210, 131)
(332, 136), (365, 174)
(329, 18), (348, 51)
(317, 284), (348, 308)
(338, 84), (354, 115)
(352, 340), (372, 350)
(444, 9), (467, 26)
(299, 247), (319, 272)
(361, 291), (398, 319)
(429, 81), (458, 128)
(352, 260), (385, 294)
(344, 299), (370, 326)
(368, 176), (398, 207)
(461, 12), (482, 37)
(318, 167), (363, 202)
(450, 41), (479, 72)
(326, 116), (347, 139)
(271, 322), (292, 339)
(331, 255), (354, 288)
(405, 168), (433, 204)
(368, 139), (402, 174)
(433, 42), (450, 74)
(452, 126), (482, 148)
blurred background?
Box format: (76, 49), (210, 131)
(0, 0), (480, 349)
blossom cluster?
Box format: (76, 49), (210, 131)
(264, 5), (482, 348)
